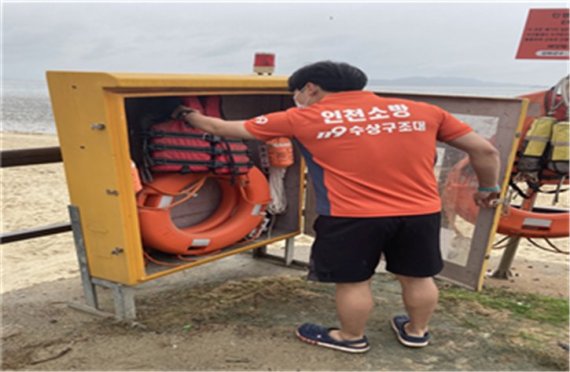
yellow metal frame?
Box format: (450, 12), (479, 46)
(476, 98), (530, 291)
(46, 71), (301, 285)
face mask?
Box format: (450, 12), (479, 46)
(294, 87), (309, 108)
(294, 98), (306, 108)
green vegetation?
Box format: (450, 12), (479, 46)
(440, 286), (569, 326)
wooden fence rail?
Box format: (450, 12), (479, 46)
(0, 147), (71, 244)
(1, 147), (62, 167)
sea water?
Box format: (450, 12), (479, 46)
(1, 79), (546, 135)
(2, 80), (55, 134)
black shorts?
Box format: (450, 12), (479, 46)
(308, 213), (443, 283)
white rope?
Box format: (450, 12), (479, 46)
(559, 75), (569, 108)
(267, 167), (287, 214)
(549, 75), (570, 115)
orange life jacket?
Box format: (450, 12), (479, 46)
(144, 96), (252, 176)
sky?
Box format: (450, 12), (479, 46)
(2, 1), (569, 86)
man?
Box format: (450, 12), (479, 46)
(172, 61), (501, 353)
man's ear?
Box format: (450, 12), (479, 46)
(305, 82), (321, 96)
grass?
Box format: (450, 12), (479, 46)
(440, 286), (569, 326)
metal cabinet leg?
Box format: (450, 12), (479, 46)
(284, 237), (295, 266)
(112, 284), (136, 321)
(250, 237), (307, 269)
(68, 205), (137, 321)
(491, 236), (521, 279)
(252, 245), (268, 257)
(92, 278), (137, 321)
(492, 190), (538, 280)
(68, 205), (98, 308)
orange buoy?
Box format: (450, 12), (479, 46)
(137, 173), (239, 233)
(137, 167), (270, 255)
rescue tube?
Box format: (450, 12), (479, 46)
(443, 157), (569, 238)
(498, 205), (569, 238)
(137, 166), (270, 255)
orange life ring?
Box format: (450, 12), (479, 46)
(137, 166), (270, 255)
(443, 157), (569, 238)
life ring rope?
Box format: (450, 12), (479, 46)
(138, 175), (208, 211)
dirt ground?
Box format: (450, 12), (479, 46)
(1, 132), (569, 371)
(1, 257), (569, 371)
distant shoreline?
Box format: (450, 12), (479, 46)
(1, 83), (547, 135)
(1, 131), (57, 137)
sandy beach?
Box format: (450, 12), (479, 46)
(1, 131), (568, 370)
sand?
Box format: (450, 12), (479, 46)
(1, 133), (78, 293)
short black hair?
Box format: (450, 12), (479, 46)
(288, 61), (368, 92)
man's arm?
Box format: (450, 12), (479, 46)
(173, 106), (256, 140)
(446, 131), (501, 207)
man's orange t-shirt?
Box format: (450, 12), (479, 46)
(244, 91), (472, 217)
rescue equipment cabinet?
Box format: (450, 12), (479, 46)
(47, 72), (305, 319)
(47, 71), (529, 320)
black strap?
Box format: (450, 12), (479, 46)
(509, 180), (531, 199)
(145, 126), (253, 176)
(152, 158), (251, 168)
(219, 139), (238, 183)
(147, 130), (215, 141)
(147, 143), (222, 154)
(509, 179), (569, 198)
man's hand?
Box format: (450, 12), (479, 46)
(171, 105), (198, 121)
(170, 105), (255, 140)
(473, 191), (501, 208)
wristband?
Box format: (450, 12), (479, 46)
(477, 185), (500, 193)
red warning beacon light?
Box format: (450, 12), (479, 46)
(253, 53), (275, 75)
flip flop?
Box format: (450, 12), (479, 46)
(295, 323), (370, 353)
(390, 315), (430, 348)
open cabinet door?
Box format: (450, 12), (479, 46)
(303, 92), (529, 290)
